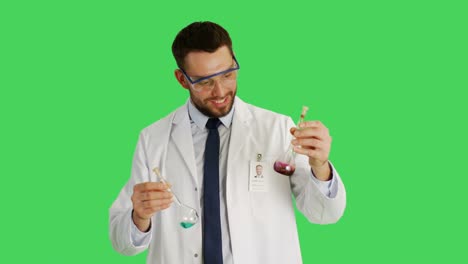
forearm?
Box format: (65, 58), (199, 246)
(109, 207), (150, 256)
(292, 160), (346, 224)
(109, 179), (153, 255)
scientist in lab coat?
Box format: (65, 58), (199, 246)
(109, 21), (346, 264)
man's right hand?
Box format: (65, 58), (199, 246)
(131, 182), (173, 232)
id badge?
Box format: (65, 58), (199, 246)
(249, 161), (269, 192)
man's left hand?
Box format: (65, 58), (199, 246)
(290, 120), (332, 181)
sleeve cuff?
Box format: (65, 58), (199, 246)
(310, 161), (338, 198)
(130, 211), (153, 247)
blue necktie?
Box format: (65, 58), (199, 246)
(203, 118), (223, 264)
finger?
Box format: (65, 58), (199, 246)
(139, 203), (171, 216)
(134, 182), (169, 193)
(299, 120), (324, 128)
(137, 190), (173, 202)
(133, 195), (173, 218)
(148, 203), (172, 213)
(140, 198), (174, 209)
(134, 198), (173, 215)
(131, 189), (172, 206)
(294, 127), (327, 140)
(299, 121), (330, 138)
(293, 146), (323, 159)
(291, 123), (326, 132)
(290, 127), (296, 136)
(291, 138), (324, 149)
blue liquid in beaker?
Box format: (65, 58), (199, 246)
(180, 222), (194, 229)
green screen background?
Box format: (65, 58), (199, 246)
(1, 0), (467, 263)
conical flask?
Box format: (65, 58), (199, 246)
(273, 145), (296, 176)
(152, 168), (199, 229)
(273, 106), (309, 176)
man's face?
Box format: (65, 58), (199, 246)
(256, 166), (263, 175)
(181, 46), (237, 118)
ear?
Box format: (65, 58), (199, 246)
(174, 69), (190, 90)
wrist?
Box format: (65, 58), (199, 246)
(132, 210), (151, 232)
(310, 161), (331, 181)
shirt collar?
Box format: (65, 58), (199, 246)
(187, 98), (235, 129)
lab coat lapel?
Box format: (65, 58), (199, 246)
(170, 105), (198, 186)
(225, 98), (255, 261)
(228, 98), (253, 167)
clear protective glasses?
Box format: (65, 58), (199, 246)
(180, 56), (240, 92)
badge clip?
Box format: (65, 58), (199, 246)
(257, 153), (262, 162)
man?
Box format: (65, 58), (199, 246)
(255, 165), (263, 178)
(109, 21), (346, 264)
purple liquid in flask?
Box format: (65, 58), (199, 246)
(273, 161), (296, 176)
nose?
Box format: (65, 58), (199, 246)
(211, 79), (227, 97)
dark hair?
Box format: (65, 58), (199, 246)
(172, 21), (233, 69)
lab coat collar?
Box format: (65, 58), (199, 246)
(187, 98), (235, 129)
(172, 96), (251, 126)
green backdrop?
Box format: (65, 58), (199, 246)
(1, 0), (467, 263)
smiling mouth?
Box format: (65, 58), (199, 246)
(210, 97), (228, 105)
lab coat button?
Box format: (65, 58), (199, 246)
(195, 187), (198, 191)
(194, 253), (198, 258)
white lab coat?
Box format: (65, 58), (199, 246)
(109, 97), (346, 264)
